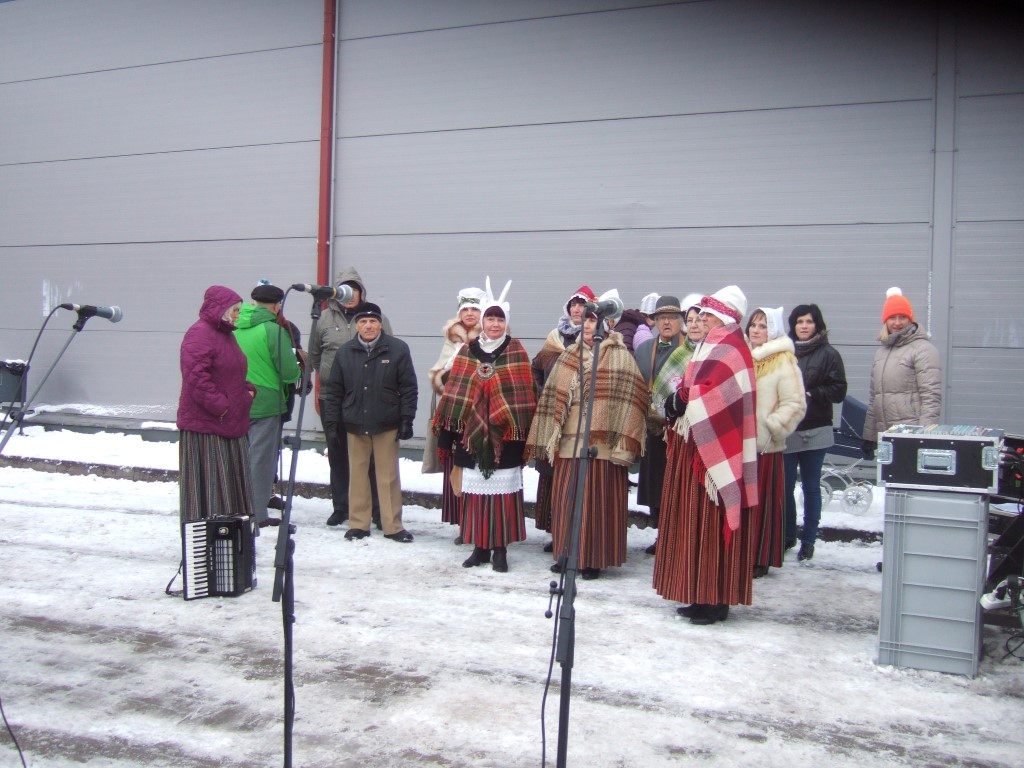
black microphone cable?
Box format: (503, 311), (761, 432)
(0, 304), (63, 439)
(0, 688), (28, 767)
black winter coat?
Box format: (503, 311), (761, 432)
(321, 333), (418, 437)
(792, 333), (847, 430)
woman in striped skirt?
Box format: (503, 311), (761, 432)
(426, 287), (484, 543)
(653, 286), (758, 625)
(526, 298), (648, 580)
(431, 278), (537, 573)
(176, 285), (257, 526)
(746, 307), (806, 578)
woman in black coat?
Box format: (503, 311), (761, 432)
(781, 304), (847, 562)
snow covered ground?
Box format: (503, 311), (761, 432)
(0, 426), (1022, 768)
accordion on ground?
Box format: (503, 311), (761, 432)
(181, 515), (255, 600)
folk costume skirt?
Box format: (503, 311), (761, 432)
(652, 431), (755, 606)
(751, 452), (785, 568)
(178, 430), (253, 526)
(550, 457), (629, 571)
(533, 460), (554, 533)
(459, 467), (527, 549)
(439, 449), (462, 526)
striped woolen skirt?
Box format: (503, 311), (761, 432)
(550, 457), (629, 571)
(533, 465), (554, 533)
(652, 431), (754, 606)
(751, 451), (785, 568)
(460, 480), (527, 549)
(440, 450), (462, 526)
(178, 430), (254, 526)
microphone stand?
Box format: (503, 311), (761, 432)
(271, 293), (325, 768)
(0, 311), (94, 457)
(550, 324), (605, 768)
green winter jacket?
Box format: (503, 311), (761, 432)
(234, 304), (301, 420)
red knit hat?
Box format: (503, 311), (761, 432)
(881, 287), (914, 323)
(566, 285), (596, 312)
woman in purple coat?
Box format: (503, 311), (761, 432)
(176, 285), (257, 525)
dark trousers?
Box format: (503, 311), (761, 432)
(321, 400), (380, 519)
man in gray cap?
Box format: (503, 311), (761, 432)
(633, 295), (685, 554)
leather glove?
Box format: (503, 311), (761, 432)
(862, 440), (876, 460)
(398, 419), (414, 441)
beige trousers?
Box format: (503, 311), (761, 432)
(347, 430), (403, 535)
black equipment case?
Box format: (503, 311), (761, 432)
(876, 424), (1004, 494)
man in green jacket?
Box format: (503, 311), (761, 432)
(235, 282), (301, 528)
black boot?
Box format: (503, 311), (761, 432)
(491, 547), (508, 573)
(690, 604), (729, 626)
(462, 547), (490, 568)
(797, 543), (815, 561)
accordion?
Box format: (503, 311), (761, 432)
(181, 516), (255, 600)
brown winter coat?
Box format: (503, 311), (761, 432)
(863, 324), (942, 442)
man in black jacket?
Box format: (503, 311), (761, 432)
(321, 303), (418, 542)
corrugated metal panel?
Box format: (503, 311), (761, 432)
(0, 144), (319, 245)
(0, 47), (322, 165)
(948, 349), (1024, 432)
(953, 223), (1024, 350)
(0, 0), (322, 82)
(956, 94), (1024, 223)
(339, 0), (682, 39)
(955, 4), (1024, 97)
(337, 223), (932, 345)
(338, 0), (935, 136)
(336, 101), (934, 235)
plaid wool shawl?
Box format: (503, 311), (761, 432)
(431, 337), (536, 476)
(674, 324), (758, 537)
(525, 332), (647, 464)
(651, 338), (697, 416)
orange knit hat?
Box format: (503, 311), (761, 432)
(881, 287), (914, 323)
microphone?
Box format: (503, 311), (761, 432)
(583, 296), (624, 321)
(291, 284), (355, 303)
(60, 304), (123, 323)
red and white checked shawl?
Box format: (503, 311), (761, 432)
(673, 324), (758, 539)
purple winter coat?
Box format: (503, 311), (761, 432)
(176, 285), (255, 438)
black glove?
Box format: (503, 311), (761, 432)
(862, 440), (876, 460)
(398, 419), (414, 441)
(664, 391), (687, 419)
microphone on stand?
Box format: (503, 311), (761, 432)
(60, 304), (123, 323)
(291, 284), (355, 303)
(583, 295), (624, 321)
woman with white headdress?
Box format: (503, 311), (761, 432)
(745, 307), (806, 578)
(424, 286), (485, 542)
(431, 278), (537, 573)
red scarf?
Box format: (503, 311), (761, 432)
(674, 324), (758, 542)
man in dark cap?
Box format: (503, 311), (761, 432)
(234, 282), (302, 529)
(307, 266), (392, 528)
(321, 302), (418, 542)
(633, 295), (685, 554)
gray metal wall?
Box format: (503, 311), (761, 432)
(335, 0), (1024, 435)
(0, 0), (325, 422)
(1, 1), (1022, 435)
